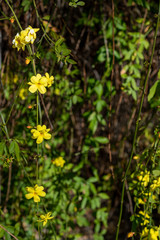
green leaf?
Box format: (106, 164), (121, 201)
(94, 84), (103, 98)
(67, 58), (76, 64)
(55, 38), (65, 47)
(98, 193), (110, 200)
(152, 170), (160, 177)
(77, 216), (89, 227)
(0, 142), (5, 156)
(89, 118), (98, 134)
(14, 142), (20, 161)
(0, 228), (5, 238)
(81, 197), (88, 209)
(94, 136), (109, 144)
(148, 80), (159, 101)
(9, 141), (15, 154)
(77, 1), (85, 6)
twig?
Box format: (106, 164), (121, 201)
(39, 93), (53, 131)
(4, 162), (12, 211)
(107, 0), (115, 179)
(0, 224), (19, 240)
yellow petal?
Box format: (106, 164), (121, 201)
(43, 133), (51, 140)
(36, 186), (44, 192)
(38, 191), (46, 197)
(36, 135), (43, 144)
(36, 74), (42, 80)
(40, 77), (48, 86)
(31, 76), (39, 84)
(43, 220), (47, 226)
(26, 187), (34, 193)
(33, 195), (40, 202)
(29, 85), (37, 93)
(45, 73), (49, 78)
(25, 193), (34, 199)
(37, 125), (43, 131)
(40, 215), (46, 220)
(38, 85), (46, 94)
(33, 130), (40, 138)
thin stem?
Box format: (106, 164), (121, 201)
(4, 0), (22, 31)
(115, 3), (160, 239)
(0, 224), (19, 240)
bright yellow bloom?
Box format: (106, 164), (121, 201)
(24, 26), (39, 44)
(138, 211), (150, 225)
(28, 74), (47, 94)
(137, 170), (150, 187)
(52, 156), (65, 167)
(31, 125), (51, 144)
(12, 26), (39, 51)
(37, 212), (54, 226)
(12, 33), (25, 51)
(141, 227), (159, 240)
(25, 184), (46, 202)
(150, 177), (160, 191)
(19, 88), (27, 100)
(44, 73), (54, 87)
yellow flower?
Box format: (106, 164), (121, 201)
(150, 177), (160, 191)
(52, 156), (65, 167)
(24, 26), (39, 44)
(19, 88), (27, 100)
(28, 74), (47, 94)
(12, 26), (39, 51)
(137, 170), (150, 187)
(37, 212), (54, 226)
(141, 227), (159, 240)
(31, 125), (51, 144)
(12, 33), (25, 51)
(44, 73), (54, 87)
(138, 211), (150, 225)
(25, 184), (46, 202)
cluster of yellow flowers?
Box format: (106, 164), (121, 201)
(31, 125), (51, 144)
(137, 211), (150, 226)
(141, 227), (160, 240)
(28, 73), (54, 94)
(52, 156), (65, 168)
(25, 185), (53, 226)
(137, 170), (150, 187)
(12, 26), (39, 51)
(150, 177), (160, 191)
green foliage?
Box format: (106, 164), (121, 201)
(1, 0), (160, 239)
(68, 0), (85, 8)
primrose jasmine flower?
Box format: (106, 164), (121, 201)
(28, 74), (47, 94)
(137, 170), (150, 187)
(37, 212), (54, 226)
(12, 33), (25, 51)
(52, 156), (65, 167)
(25, 184), (46, 202)
(25, 26), (39, 44)
(141, 227), (159, 240)
(44, 73), (54, 87)
(19, 88), (27, 100)
(150, 177), (160, 191)
(137, 211), (150, 225)
(12, 26), (39, 51)
(31, 125), (51, 144)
